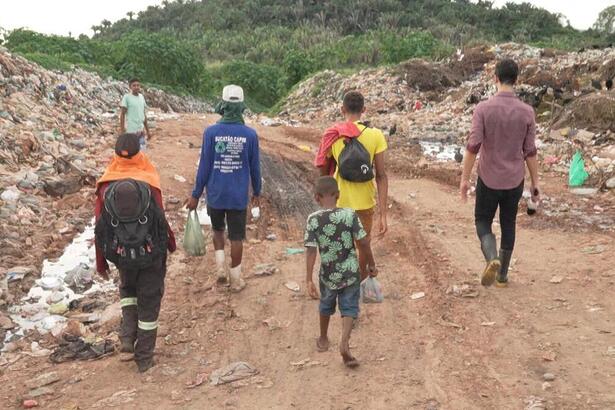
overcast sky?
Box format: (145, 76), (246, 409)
(0, 0), (612, 37)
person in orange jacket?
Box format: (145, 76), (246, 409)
(95, 133), (176, 372)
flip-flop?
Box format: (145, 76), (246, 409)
(316, 338), (329, 352)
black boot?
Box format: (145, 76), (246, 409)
(135, 328), (157, 372)
(479, 234), (500, 287)
(119, 305), (137, 360)
(496, 249), (513, 287)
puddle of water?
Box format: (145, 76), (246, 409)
(5, 222), (115, 344)
(419, 141), (462, 162)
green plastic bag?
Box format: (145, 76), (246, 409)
(184, 210), (206, 256)
(568, 151), (589, 187)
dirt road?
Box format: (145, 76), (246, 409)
(2, 114), (614, 409)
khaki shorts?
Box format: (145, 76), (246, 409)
(356, 208), (375, 237)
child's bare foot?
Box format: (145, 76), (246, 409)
(340, 345), (359, 368)
(316, 337), (330, 352)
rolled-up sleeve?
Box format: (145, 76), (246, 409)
(523, 111), (537, 158)
(466, 104), (484, 154)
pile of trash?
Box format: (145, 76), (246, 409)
(0, 47), (211, 311)
(278, 43), (615, 190)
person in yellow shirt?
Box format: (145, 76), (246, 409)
(318, 91), (388, 280)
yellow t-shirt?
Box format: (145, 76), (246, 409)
(330, 122), (387, 210)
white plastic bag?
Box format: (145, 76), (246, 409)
(360, 277), (384, 303)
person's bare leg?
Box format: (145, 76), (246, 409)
(213, 230), (225, 251)
(317, 314), (330, 352)
(230, 240), (243, 268)
(340, 316), (359, 367)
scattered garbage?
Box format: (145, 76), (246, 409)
(7, 224), (115, 338)
(91, 389), (137, 408)
(174, 175), (187, 183)
(183, 210), (206, 256)
(210, 362), (258, 386)
(411, 292), (426, 300)
(49, 334), (115, 363)
(284, 281), (301, 292)
(26, 371), (60, 389)
(581, 245), (607, 254)
(185, 373), (207, 389)
(285, 248), (305, 255)
(7, 266), (34, 283)
(26, 341), (52, 358)
(446, 283), (479, 298)
(361, 277), (384, 303)
(549, 276), (563, 284)
(266, 234), (277, 241)
(253, 264), (278, 277)
(22, 399), (39, 409)
(64, 263), (94, 292)
(290, 358), (326, 370)
(543, 373), (556, 382)
(0, 187), (21, 203)
(570, 152), (591, 187)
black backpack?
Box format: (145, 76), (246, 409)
(95, 179), (168, 270)
(337, 125), (374, 182)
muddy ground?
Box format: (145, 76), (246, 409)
(1, 114), (615, 409)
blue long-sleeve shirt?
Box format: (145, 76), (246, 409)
(191, 123), (262, 210)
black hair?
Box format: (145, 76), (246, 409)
(315, 176), (339, 197)
(343, 91), (365, 114)
(129, 78), (140, 85)
(495, 59), (519, 86)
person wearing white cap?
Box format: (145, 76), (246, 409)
(187, 85), (262, 292)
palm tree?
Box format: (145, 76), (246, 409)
(101, 19), (112, 31)
(91, 25), (101, 35)
(127, 11), (135, 21)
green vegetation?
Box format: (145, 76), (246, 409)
(3, 1), (615, 111)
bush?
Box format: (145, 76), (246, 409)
(113, 31), (206, 94)
(212, 60), (287, 108)
(283, 50), (316, 86)
(21, 52), (73, 72)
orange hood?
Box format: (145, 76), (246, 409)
(97, 152), (161, 191)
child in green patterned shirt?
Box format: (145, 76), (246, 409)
(305, 176), (377, 368)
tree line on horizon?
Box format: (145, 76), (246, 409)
(3, 0), (615, 110)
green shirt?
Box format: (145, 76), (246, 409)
(121, 93), (147, 133)
(304, 208), (366, 290)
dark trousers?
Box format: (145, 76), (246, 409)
(119, 257), (166, 363)
(474, 177), (523, 251)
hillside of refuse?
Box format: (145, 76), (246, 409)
(278, 43), (615, 193)
(0, 47), (210, 309)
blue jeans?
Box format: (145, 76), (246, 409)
(139, 135), (147, 152)
(319, 281), (360, 318)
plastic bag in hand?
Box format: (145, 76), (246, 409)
(360, 277), (384, 303)
(183, 210), (206, 256)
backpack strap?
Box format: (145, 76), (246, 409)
(343, 123), (368, 143)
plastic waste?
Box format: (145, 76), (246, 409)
(568, 151), (589, 187)
(64, 263), (93, 291)
(285, 248), (305, 255)
(184, 210), (206, 256)
(0, 187), (20, 202)
(361, 277), (384, 303)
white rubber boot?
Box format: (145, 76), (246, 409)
(215, 250), (228, 283)
(230, 265), (246, 293)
